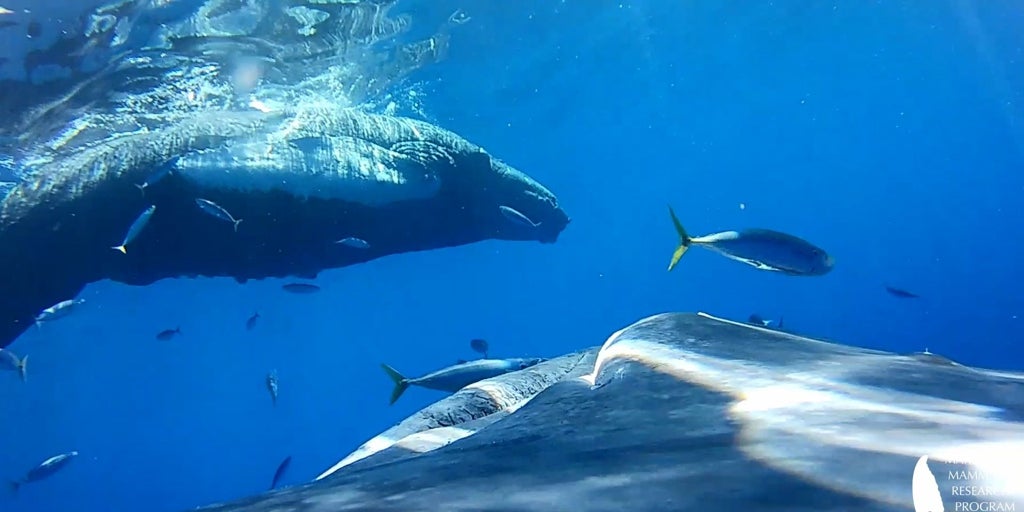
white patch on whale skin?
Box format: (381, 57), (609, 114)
(318, 427), (478, 481)
(173, 135), (442, 205)
(315, 435), (397, 481)
(315, 356), (583, 482)
(390, 426), (475, 454)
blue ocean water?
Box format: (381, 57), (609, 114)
(0, 1), (1022, 511)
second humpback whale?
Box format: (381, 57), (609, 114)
(206, 313), (1024, 512)
(0, 108), (570, 348)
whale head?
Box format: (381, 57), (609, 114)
(0, 110), (571, 349)
(445, 149), (570, 245)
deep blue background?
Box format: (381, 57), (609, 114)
(2, 2), (1023, 511)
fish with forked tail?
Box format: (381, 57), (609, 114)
(380, 357), (545, 405)
(112, 204), (156, 254)
(34, 298), (85, 327)
(747, 314), (784, 330)
(135, 166), (173, 195)
(10, 451), (78, 492)
(195, 198), (243, 232)
(666, 206), (833, 276)
(469, 338), (489, 358)
(156, 327), (181, 341)
(0, 348), (27, 382)
(246, 312), (260, 331)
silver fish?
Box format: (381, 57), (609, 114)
(134, 166), (173, 195)
(11, 451), (78, 492)
(499, 205), (540, 228)
(380, 357), (545, 405)
(195, 198), (243, 232)
(266, 371), (278, 406)
(112, 204), (156, 254)
(34, 298), (86, 326)
(0, 348), (27, 382)
(335, 237), (370, 249)
(667, 206), (834, 276)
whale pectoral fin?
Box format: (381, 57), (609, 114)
(390, 141), (454, 169)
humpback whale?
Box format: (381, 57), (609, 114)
(197, 312), (1024, 512)
(0, 108), (570, 348)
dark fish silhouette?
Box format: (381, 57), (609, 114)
(747, 314), (784, 330)
(11, 451), (78, 492)
(246, 312), (260, 331)
(885, 286), (919, 299)
(747, 314), (772, 327)
(469, 338), (489, 358)
(270, 456), (292, 490)
(156, 327), (181, 341)
(282, 283), (320, 294)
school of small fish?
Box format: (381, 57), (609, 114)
(7, 287), (542, 492)
(2, 177), (923, 494)
(107, 194), (538, 257)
